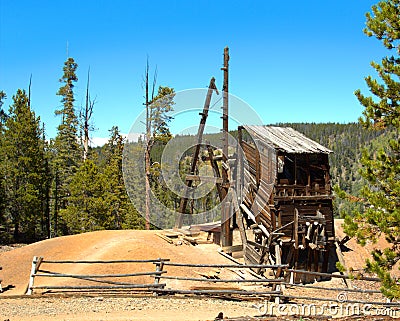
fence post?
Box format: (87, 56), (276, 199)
(153, 258), (165, 296)
(26, 256), (43, 295)
(0, 266), (2, 292)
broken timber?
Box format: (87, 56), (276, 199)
(175, 77), (218, 228)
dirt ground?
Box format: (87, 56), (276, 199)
(1, 294), (399, 320)
(0, 223), (398, 320)
(334, 219), (399, 278)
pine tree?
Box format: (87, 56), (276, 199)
(344, 0), (400, 299)
(1, 89), (47, 240)
(150, 86), (175, 143)
(51, 57), (81, 235)
(40, 124), (52, 238)
(122, 139), (147, 227)
(60, 159), (107, 233)
(103, 126), (145, 229)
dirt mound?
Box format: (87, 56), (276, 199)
(334, 219), (399, 277)
(0, 230), (230, 295)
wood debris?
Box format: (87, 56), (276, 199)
(194, 268), (221, 279)
(155, 230), (212, 246)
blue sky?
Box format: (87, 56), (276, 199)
(0, 0), (386, 145)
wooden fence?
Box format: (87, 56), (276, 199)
(26, 256), (168, 295)
(154, 262), (286, 297)
(25, 255), (400, 308)
(26, 256), (286, 297)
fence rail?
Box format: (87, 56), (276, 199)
(41, 259), (165, 264)
(162, 262), (288, 268)
(158, 276), (283, 283)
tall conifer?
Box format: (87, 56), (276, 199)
(104, 126), (145, 229)
(52, 57), (81, 235)
(1, 89), (46, 240)
(345, 0), (400, 299)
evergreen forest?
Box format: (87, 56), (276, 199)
(0, 65), (391, 244)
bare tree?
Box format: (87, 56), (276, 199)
(144, 58), (157, 230)
(81, 68), (95, 161)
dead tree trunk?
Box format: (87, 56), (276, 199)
(145, 60), (151, 230)
(82, 68), (94, 161)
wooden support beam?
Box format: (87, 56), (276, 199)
(175, 77), (218, 228)
(232, 191), (247, 250)
(221, 201), (233, 248)
(240, 203), (270, 238)
(294, 208), (299, 249)
(185, 175), (223, 184)
(222, 244), (243, 253)
(206, 144), (224, 202)
(240, 203), (256, 223)
(339, 235), (351, 246)
(220, 46), (232, 248)
(273, 195), (334, 201)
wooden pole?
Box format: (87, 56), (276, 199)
(237, 126), (244, 204)
(220, 46), (232, 248)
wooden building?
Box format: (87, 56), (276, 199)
(236, 125), (335, 274)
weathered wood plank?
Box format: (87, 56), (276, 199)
(222, 244), (243, 253)
(185, 174), (223, 183)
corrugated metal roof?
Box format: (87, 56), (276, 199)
(243, 125), (333, 154)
